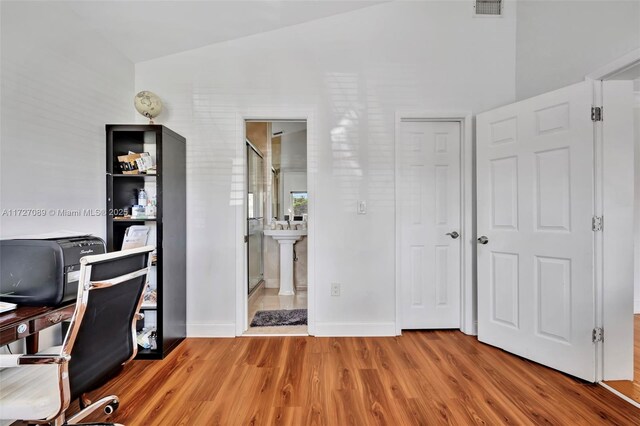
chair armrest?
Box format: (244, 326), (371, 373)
(0, 353), (70, 367)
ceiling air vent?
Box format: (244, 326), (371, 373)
(475, 0), (502, 16)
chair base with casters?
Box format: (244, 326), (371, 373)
(0, 246), (154, 425)
(65, 394), (121, 425)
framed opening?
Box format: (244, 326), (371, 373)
(236, 116), (314, 337)
(394, 111), (475, 336)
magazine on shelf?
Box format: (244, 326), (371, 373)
(121, 225), (150, 250)
(134, 152), (154, 172)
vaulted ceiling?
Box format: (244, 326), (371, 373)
(63, 1), (386, 63)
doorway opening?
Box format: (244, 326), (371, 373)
(395, 112), (474, 335)
(592, 59), (640, 406)
(244, 120), (308, 335)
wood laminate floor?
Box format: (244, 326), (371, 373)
(73, 330), (639, 425)
(603, 314), (640, 404)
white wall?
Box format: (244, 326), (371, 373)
(0, 2), (134, 358)
(136, 1), (516, 336)
(516, 1), (640, 100)
(0, 2), (134, 239)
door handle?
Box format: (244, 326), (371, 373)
(446, 231), (460, 239)
(477, 236), (489, 245)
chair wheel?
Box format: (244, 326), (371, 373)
(104, 401), (119, 415)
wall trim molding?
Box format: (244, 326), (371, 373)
(187, 323), (236, 337)
(314, 322), (396, 337)
(585, 48), (640, 80)
(235, 109), (318, 337)
(600, 382), (640, 409)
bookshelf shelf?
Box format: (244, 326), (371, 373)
(111, 174), (157, 178)
(113, 217), (157, 222)
(136, 348), (162, 359)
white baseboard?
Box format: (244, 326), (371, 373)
(634, 298), (640, 314)
(313, 322), (396, 337)
(188, 322), (396, 338)
(187, 323), (236, 337)
(460, 320), (478, 336)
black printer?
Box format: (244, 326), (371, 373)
(0, 236), (105, 306)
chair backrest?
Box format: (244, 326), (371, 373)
(61, 246), (154, 400)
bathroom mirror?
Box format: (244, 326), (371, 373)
(271, 121), (307, 221)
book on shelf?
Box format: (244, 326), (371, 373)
(117, 151), (154, 174)
(117, 153), (141, 174)
(121, 225), (150, 250)
(134, 152), (154, 172)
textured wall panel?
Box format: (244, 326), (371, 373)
(1, 2), (134, 239)
(134, 1), (517, 330)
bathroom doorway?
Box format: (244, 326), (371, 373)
(244, 120), (308, 335)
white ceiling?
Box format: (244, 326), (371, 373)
(62, 1), (386, 63)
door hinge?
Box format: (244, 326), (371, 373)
(592, 216), (603, 231)
(244, 235), (249, 243)
(592, 327), (604, 343)
(591, 106), (603, 122)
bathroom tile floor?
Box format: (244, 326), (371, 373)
(244, 287), (308, 335)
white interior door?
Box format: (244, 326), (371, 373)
(476, 81), (596, 381)
(399, 120), (461, 329)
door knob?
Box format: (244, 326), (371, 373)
(477, 236), (489, 245)
(446, 231), (460, 239)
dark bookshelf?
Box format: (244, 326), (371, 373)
(106, 124), (186, 360)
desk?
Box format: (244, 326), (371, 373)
(0, 303), (75, 353)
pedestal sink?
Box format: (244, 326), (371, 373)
(264, 229), (307, 295)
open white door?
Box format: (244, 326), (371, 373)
(476, 81), (597, 381)
(398, 120), (461, 329)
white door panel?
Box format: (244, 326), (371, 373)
(399, 121), (461, 329)
(477, 81), (596, 381)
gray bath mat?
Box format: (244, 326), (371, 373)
(250, 309), (307, 327)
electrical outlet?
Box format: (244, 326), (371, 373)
(357, 200), (366, 215)
(331, 283), (341, 296)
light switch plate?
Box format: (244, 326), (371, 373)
(331, 283), (340, 296)
(357, 200), (366, 215)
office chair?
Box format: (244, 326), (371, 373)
(0, 245), (155, 425)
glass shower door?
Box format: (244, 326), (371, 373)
(247, 144), (264, 294)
